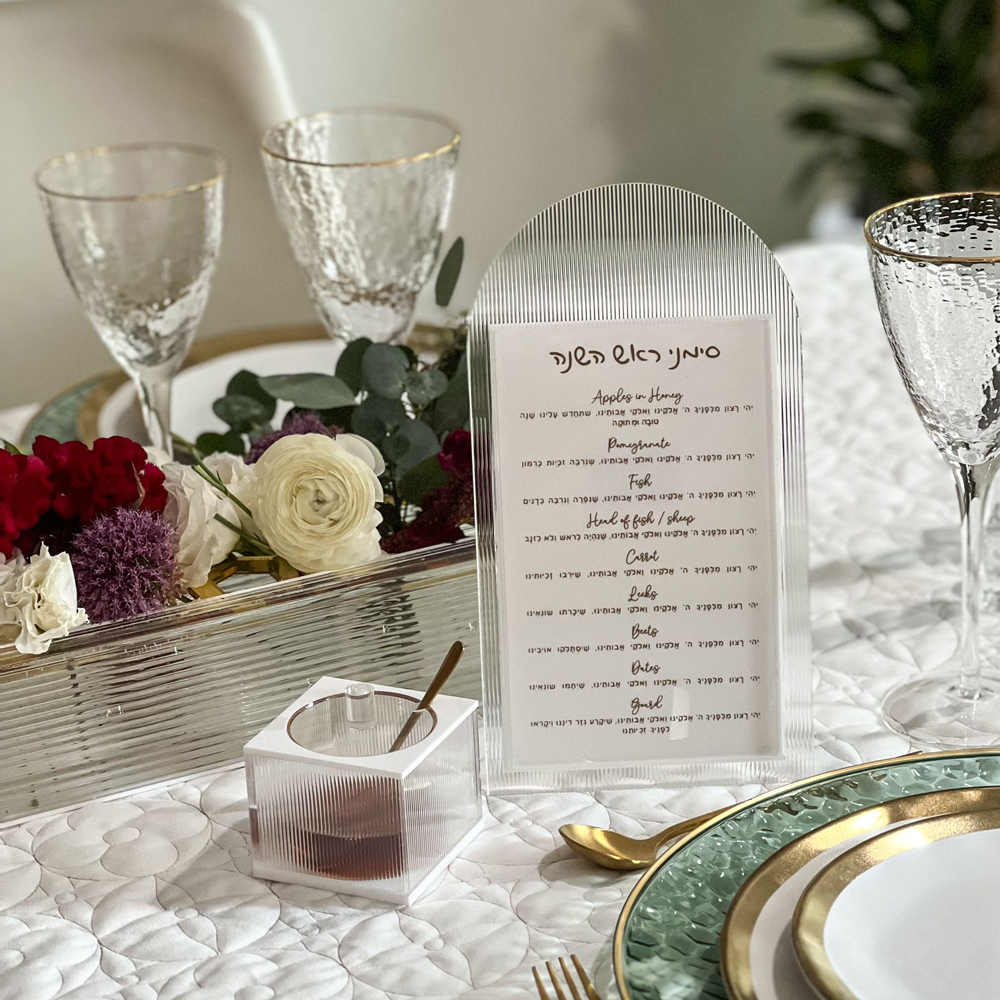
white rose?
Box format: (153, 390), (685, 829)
(3, 545), (88, 655)
(249, 433), (384, 574)
(162, 464), (242, 589)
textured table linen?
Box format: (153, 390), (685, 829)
(0, 242), (967, 998)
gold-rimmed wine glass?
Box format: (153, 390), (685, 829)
(867, 191), (1000, 748)
(36, 141), (225, 459)
(261, 108), (459, 344)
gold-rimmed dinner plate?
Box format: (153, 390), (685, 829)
(718, 785), (1000, 1000)
(792, 806), (1000, 1000)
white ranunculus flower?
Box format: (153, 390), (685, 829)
(162, 464), (242, 589)
(249, 433), (384, 574)
(2, 545), (88, 655)
(203, 452), (257, 533)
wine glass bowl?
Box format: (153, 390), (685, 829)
(261, 109), (459, 344)
(866, 192), (1000, 747)
(36, 142), (225, 457)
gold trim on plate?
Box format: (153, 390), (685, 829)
(791, 806), (1000, 1000)
(864, 191), (1000, 265)
(720, 785), (1000, 1000)
(612, 747), (1000, 1000)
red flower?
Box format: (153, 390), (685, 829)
(31, 435), (166, 527)
(438, 428), (472, 480)
(0, 450), (54, 558)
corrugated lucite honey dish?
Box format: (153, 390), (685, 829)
(245, 676), (483, 904)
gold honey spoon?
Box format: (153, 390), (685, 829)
(560, 807), (728, 870)
(388, 640), (464, 752)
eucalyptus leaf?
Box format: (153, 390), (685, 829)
(383, 419), (441, 477)
(351, 395), (407, 444)
(196, 430), (246, 456)
(435, 236), (464, 308)
(427, 353), (469, 433)
(213, 394), (271, 432)
(398, 454), (450, 504)
(335, 337), (372, 393)
(226, 370), (276, 420)
(405, 368), (449, 408)
(259, 372), (356, 409)
(361, 343), (410, 399)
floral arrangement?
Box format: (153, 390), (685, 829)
(0, 242), (474, 656)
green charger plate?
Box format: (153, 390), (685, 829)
(613, 749), (1000, 1000)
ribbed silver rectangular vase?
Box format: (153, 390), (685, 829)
(0, 539), (478, 824)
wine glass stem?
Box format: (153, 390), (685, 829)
(134, 370), (173, 460)
(952, 458), (1000, 698)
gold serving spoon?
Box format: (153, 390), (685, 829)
(560, 807), (728, 870)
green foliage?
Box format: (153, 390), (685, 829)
(196, 430), (245, 455)
(361, 344), (411, 399)
(779, 0), (1000, 209)
(226, 370), (276, 421)
(335, 337), (372, 393)
(1, 439), (22, 455)
(397, 454), (451, 503)
(351, 395), (407, 443)
(435, 237), (464, 307)
(383, 419), (441, 478)
(213, 394), (271, 433)
(257, 373), (356, 409)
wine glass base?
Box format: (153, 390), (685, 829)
(881, 672), (1000, 750)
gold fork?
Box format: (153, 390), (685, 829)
(531, 955), (603, 1000)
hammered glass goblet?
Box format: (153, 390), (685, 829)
(867, 192), (1000, 748)
(261, 109), (459, 343)
(36, 142), (225, 459)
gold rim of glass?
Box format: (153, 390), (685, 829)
(260, 107), (461, 169)
(34, 140), (226, 203)
(864, 190), (1000, 265)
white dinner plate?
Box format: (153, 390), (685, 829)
(97, 339), (344, 443)
(720, 786), (1000, 1000)
(793, 808), (1000, 1000)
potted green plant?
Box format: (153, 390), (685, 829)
(780, 0), (1000, 215)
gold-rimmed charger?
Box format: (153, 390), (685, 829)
(792, 807), (1000, 1000)
(719, 785), (1000, 1000)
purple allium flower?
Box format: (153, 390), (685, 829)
(71, 508), (181, 623)
(247, 413), (340, 464)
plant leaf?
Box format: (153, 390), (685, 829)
(213, 394), (271, 432)
(398, 454), (450, 503)
(258, 373), (357, 409)
(1, 439), (22, 455)
(405, 368), (449, 408)
(226, 369), (277, 420)
(383, 419), (441, 478)
(435, 236), (464, 307)
(427, 353), (469, 433)
(351, 395), (407, 444)
(196, 430), (246, 456)
(361, 343), (411, 399)
(335, 337), (373, 393)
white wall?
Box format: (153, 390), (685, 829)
(2, 0), (859, 409)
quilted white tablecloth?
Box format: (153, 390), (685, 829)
(0, 242), (975, 999)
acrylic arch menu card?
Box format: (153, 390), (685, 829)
(468, 185), (812, 792)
